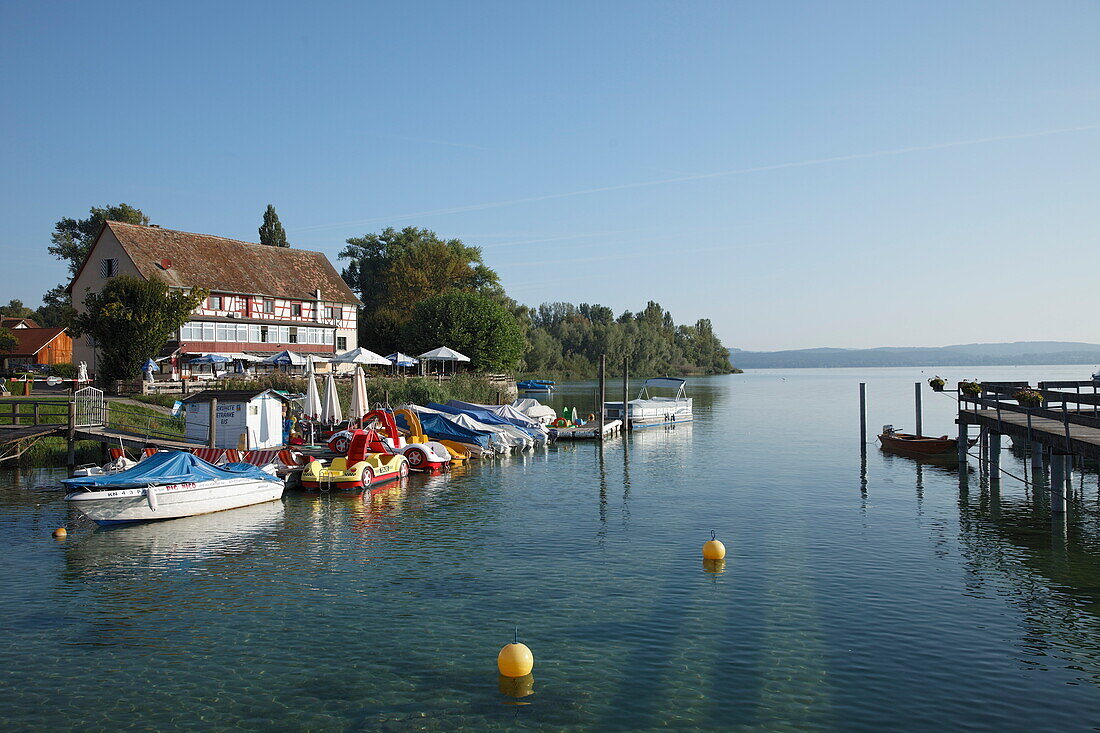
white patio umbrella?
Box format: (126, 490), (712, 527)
(418, 346), (472, 375)
(304, 372), (322, 418)
(348, 366), (369, 422)
(332, 347), (391, 366)
(321, 372), (342, 424)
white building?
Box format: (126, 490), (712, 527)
(181, 389), (289, 449)
(68, 221), (360, 376)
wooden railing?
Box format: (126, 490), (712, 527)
(0, 399), (70, 427)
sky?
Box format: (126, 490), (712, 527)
(1, 1), (1098, 351)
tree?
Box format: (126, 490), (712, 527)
(0, 327), (17, 353)
(0, 299), (36, 319)
(50, 203), (149, 277)
(340, 227), (501, 353)
(258, 204), (289, 247)
(402, 291), (526, 371)
(72, 276), (206, 384)
(34, 286), (74, 328)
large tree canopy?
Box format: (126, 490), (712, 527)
(0, 300), (36, 320)
(72, 276), (206, 384)
(258, 204), (289, 247)
(340, 227), (501, 353)
(402, 291), (526, 372)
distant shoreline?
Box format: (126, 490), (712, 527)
(728, 341), (1100, 370)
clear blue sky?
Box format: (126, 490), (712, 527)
(2, 1), (1098, 350)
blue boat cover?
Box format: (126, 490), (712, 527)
(61, 451), (281, 490)
(434, 401), (539, 437)
(395, 411), (492, 448)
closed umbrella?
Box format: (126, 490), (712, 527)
(321, 372), (342, 424)
(304, 372), (322, 418)
(348, 366), (369, 422)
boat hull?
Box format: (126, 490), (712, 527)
(300, 469), (403, 491)
(65, 478), (285, 526)
(878, 433), (962, 455)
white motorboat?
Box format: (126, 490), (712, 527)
(603, 377), (693, 429)
(62, 451), (284, 526)
(511, 398), (557, 426)
(71, 453), (138, 477)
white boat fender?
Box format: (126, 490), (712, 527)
(146, 485), (159, 512)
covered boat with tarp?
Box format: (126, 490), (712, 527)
(430, 402), (543, 444)
(394, 409), (497, 454)
(63, 451), (284, 525)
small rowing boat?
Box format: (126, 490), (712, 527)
(878, 426), (972, 455)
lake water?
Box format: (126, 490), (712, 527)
(4, 366), (1100, 730)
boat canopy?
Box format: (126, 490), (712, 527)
(394, 411), (492, 448)
(61, 451), (281, 490)
(446, 400), (546, 432)
(430, 402), (539, 438)
(640, 377), (688, 398)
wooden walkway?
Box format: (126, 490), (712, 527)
(959, 408), (1100, 459)
(0, 423), (64, 446)
(73, 427), (201, 453)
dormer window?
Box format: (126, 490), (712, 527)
(263, 299), (274, 314)
(208, 295), (223, 310)
(292, 303), (302, 317)
(99, 258), (117, 278)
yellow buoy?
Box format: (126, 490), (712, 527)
(497, 629), (534, 678)
(702, 529), (726, 560)
(52, 527), (67, 539)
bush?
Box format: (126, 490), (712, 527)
(50, 362), (77, 378)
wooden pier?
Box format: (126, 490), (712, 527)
(958, 382), (1100, 460)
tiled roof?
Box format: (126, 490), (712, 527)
(2, 327), (67, 357)
(91, 222), (359, 304)
(1, 317), (39, 329)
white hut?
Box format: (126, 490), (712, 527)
(182, 389), (289, 449)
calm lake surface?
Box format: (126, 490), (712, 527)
(4, 366), (1100, 731)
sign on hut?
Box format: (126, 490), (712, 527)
(181, 390), (288, 449)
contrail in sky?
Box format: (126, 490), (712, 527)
(296, 124), (1100, 232)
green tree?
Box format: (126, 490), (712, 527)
(0, 299), (36, 319)
(0, 327), (17, 353)
(72, 276), (206, 384)
(402, 291), (525, 372)
(34, 286), (74, 328)
(340, 227), (500, 353)
(258, 204), (289, 247)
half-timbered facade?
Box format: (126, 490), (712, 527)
(69, 221), (360, 375)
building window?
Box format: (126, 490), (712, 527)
(99, 259), (117, 278)
(323, 329), (334, 345)
(260, 326), (269, 343)
(291, 303), (302, 317)
(263, 299), (274, 314)
(325, 306), (337, 321)
(337, 337), (347, 351)
(216, 323), (233, 342)
(201, 322), (215, 341)
(208, 295), (222, 310)
(236, 324), (248, 342)
(289, 327), (298, 344)
(248, 325), (261, 343)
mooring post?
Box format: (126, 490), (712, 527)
(208, 397), (218, 448)
(859, 383), (867, 446)
(989, 432), (1001, 479)
(66, 394), (77, 469)
(1051, 454), (1066, 513)
(957, 420), (967, 465)
(622, 357), (630, 432)
(915, 382), (922, 437)
(598, 354), (606, 441)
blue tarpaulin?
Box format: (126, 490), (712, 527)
(430, 402), (539, 438)
(445, 400), (544, 432)
(394, 411), (492, 448)
(61, 451), (281, 490)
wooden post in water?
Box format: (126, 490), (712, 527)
(598, 354), (606, 441)
(208, 397), (218, 448)
(989, 431), (1001, 480)
(859, 383), (867, 446)
(957, 421), (967, 465)
(622, 358), (630, 432)
(1051, 453), (1066, 513)
(914, 382), (922, 438)
(66, 393), (77, 469)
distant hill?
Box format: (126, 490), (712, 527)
(728, 342), (1100, 369)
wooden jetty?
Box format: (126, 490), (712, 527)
(957, 380), (1100, 515)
